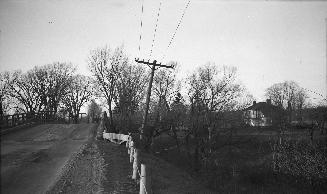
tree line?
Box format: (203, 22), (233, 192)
(0, 62), (93, 122)
(266, 80), (326, 132)
(1, 45), (325, 131)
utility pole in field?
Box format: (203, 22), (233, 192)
(135, 58), (174, 140)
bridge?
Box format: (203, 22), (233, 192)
(1, 111), (87, 132)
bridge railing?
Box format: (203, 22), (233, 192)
(1, 111), (55, 129)
(0, 111), (87, 130)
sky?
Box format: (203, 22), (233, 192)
(0, 0), (326, 103)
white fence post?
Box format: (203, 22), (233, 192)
(130, 141), (134, 163)
(140, 163), (147, 194)
(132, 148), (139, 180)
(126, 138), (129, 148)
(127, 144), (132, 154)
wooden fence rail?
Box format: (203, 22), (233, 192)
(0, 111), (55, 129)
(0, 111), (87, 130)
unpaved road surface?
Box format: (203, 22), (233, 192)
(1, 123), (211, 194)
(1, 123), (96, 194)
(47, 141), (106, 194)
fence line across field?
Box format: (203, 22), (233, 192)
(102, 129), (150, 194)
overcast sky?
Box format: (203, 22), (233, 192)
(0, 0), (326, 103)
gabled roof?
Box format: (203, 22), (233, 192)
(243, 101), (283, 116)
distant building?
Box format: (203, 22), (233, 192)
(243, 99), (283, 127)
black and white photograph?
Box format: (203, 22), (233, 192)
(1, 0), (327, 193)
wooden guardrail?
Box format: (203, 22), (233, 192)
(0, 111), (87, 130)
(102, 126), (151, 194)
(0, 111), (56, 129)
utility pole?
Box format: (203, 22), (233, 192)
(135, 58), (174, 140)
(325, 18), (327, 100)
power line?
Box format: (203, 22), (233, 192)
(138, 0), (145, 56)
(149, 1), (163, 59)
(161, 0), (191, 62)
(302, 87), (327, 102)
(137, 0), (151, 68)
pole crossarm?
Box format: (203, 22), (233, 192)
(135, 58), (174, 69)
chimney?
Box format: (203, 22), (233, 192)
(266, 99), (271, 105)
(253, 101), (256, 106)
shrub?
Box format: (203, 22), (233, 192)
(273, 139), (327, 185)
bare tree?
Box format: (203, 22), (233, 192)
(146, 61), (184, 149)
(295, 87), (309, 122)
(88, 46), (126, 128)
(6, 70), (43, 113)
(152, 61), (178, 126)
(187, 63), (244, 126)
(265, 83), (284, 107)
(87, 99), (102, 123)
(183, 63), (247, 169)
(153, 62), (178, 101)
(4, 63), (75, 115)
(114, 61), (147, 132)
(43, 62), (76, 112)
(0, 71), (14, 115)
(229, 92), (255, 111)
(265, 81), (308, 123)
(27, 62), (76, 113)
(167, 92), (188, 152)
(62, 75), (94, 123)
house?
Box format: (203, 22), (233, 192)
(243, 99), (283, 127)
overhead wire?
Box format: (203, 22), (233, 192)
(138, 0), (145, 57)
(160, 0), (191, 62)
(136, 0), (191, 70)
(149, 1), (163, 60)
(137, 0), (151, 68)
(302, 87), (327, 101)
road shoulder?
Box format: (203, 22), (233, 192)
(46, 141), (106, 194)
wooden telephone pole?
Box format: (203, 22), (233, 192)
(325, 18), (327, 100)
(135, 58), (174, 140)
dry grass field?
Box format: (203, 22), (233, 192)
(152, 127), (327, 193)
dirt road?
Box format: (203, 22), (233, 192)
(1, 123), (96, 194)
(1, 123), (212, 194)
